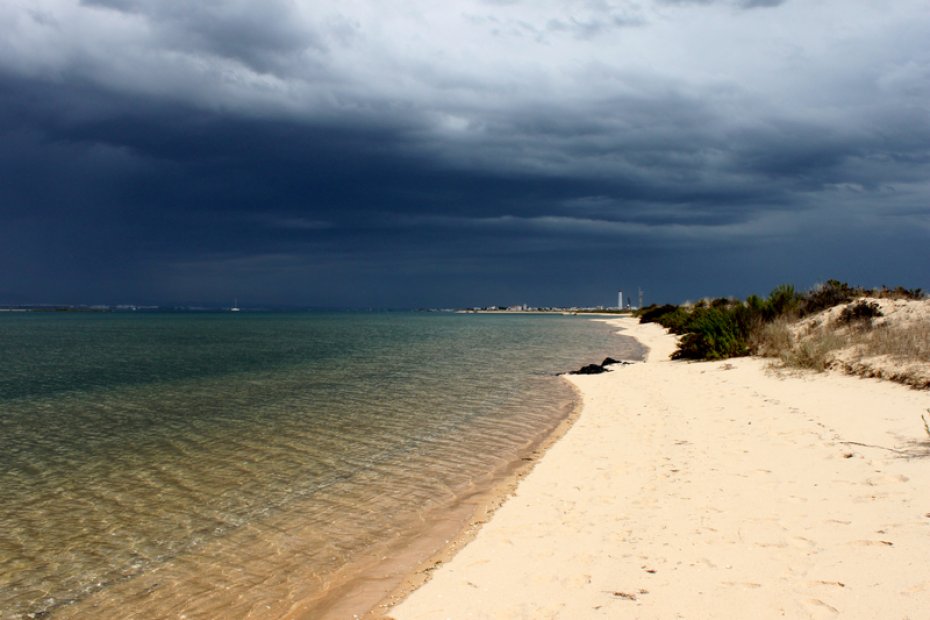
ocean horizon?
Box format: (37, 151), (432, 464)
(0, 311), (641, 619)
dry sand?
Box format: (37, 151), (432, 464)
(388, 317), (930, 619)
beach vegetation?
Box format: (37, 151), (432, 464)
(635, 304), (691, 334)
(750, 318), (793, 358)
(799, 279), (860, 316)
(767, 284), (800, 319)
(836, 300), (883, 328)
(857, 318), (930, 363)
(636, 304), (679, 324)
(671, 306), (749, 360)
(637, 281), (928, 388)
(874, 285), (924, 301)
(776, 327), (845, 371)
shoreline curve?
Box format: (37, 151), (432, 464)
(387, 316), (930, 619)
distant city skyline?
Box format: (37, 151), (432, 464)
(1, 0), (928, 307)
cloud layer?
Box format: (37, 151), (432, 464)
(1, 0), (928, 306)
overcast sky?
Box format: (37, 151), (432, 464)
(1, 0), (928, 307)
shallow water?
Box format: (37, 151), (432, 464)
(0, 312), (640, 618)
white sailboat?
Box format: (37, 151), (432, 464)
(230, 298), (241, 312)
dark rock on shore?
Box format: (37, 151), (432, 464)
(602, 357), (633, 367)
(570, 364), (608, 375)
(564, 357), (635, 375)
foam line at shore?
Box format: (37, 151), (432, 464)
(389, 317), (930, 618)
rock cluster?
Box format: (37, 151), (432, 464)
(567, 357), (632, 375)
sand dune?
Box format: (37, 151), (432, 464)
(389, 317), (930, 619)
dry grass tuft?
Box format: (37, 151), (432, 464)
(754, 320), (845, 371)
(783, 331), (847, 371)
(860, 320), (930, 363)
(756, 300), (930, 389)
(751, 318), (793, 358)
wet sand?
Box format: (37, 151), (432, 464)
(388, 317), (930, 618)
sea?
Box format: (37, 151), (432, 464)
(0, 311), (641, 619)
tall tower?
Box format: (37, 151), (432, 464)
(618, 291), (623, 310)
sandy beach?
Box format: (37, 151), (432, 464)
(388, 317), (930, 619)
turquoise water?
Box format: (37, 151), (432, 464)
(0, 312), (639, 619)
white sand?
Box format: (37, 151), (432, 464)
(389, 317), (930, 619)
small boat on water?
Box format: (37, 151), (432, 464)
(230, 299), (240, 312)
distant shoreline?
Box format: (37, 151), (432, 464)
(0, 307), (638, 314)
(459, 309), (634, 316)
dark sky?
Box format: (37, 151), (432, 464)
(1, 0), (928, 307)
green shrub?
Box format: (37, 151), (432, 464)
(732, 300), (765, 336)
(659, 307), (694, 335)
(766, 284), (799, 320)
(672, 307), (750, 360)
(745, 294), (768, 316)
(637, 304), (679, 324)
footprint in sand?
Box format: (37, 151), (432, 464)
(723, 581), (762, 589)
(865, 474), (910, 485)
(804, 598), (840, 617)
(849, 539), (894, 547)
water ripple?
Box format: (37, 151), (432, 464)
(0, 313), (641, 619)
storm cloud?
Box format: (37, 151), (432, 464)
(1, 0), (928, 307)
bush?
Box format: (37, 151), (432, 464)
(646, 279), (921, 364)
(635, 303), (694, 334)
(648, 306), (692, 334)
(745, 294), (768, 316)
(637, 304), (679, 324)
(672, 307), (750, 360)
(872, 285), (924, 300)
(731, 300), (765, 336)
(801, 280), (862, 316)
(767, 284), (799, 319)
(837, 300), (883, 327)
